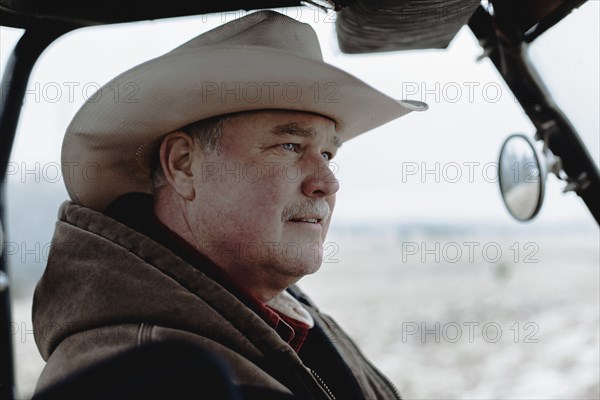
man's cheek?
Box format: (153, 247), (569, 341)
(256, 161), (284, 183)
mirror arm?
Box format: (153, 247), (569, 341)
(562, 172), (592, 194)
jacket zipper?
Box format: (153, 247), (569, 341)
(309, 368), (336, 400)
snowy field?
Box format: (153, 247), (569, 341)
(301, 228), (600, 400)
(10, 227), (600, 399)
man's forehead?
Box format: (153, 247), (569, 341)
(271, 122), (342, 148)
(226, 109), (341, 147)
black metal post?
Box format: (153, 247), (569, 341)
(0, 24), (73, 400)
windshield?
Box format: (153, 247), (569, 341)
(526, 0), (600, 169)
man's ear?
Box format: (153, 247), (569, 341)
(159, 131), (196, 200)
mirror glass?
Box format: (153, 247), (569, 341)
(499, 135), (545, 221)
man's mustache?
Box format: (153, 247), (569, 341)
(282, 200), (331, 222)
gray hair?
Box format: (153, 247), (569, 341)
(150, 115), (229, 191)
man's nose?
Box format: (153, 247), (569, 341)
(301, 158), (340, 198)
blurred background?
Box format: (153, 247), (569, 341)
(1, 3), (598, 399)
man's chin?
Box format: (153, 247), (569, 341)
(271, 258), (323, 281)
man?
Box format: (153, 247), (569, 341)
(32, 10), (426, 399)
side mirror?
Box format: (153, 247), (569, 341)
(498, 134), (546, 221)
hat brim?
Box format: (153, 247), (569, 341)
(63, 46), (427, 211)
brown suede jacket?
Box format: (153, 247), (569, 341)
(32, 199), (400, 399)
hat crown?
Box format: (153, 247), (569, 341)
(174, 11), (324, 61)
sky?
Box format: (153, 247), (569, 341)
(0, 3), (598, 229)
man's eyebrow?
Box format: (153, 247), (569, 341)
(271, 123), (342, 148)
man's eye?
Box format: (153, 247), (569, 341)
(322, 152), (333, 161)
(280, 143), (298, 151)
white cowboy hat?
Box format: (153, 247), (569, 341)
(62, 10), (428, 211)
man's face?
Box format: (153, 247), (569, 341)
(186, 110), (340, 292)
